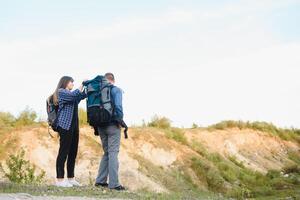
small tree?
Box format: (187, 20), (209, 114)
(15, 107), (37, 127)
(192, 123), (199, 129)
(0, 149), (45, 184)
(148, 115), (171, 129)
(0, 112), (16, 129)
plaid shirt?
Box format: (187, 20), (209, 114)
(57, 88), (86, 131)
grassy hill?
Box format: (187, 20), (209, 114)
(0, 111), (299, 199)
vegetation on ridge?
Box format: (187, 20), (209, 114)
(208, 120), (300, 143)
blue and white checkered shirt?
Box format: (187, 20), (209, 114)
(57, 88), (86, 131)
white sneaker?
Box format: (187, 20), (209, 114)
(68, 179), (82, 187)
(55, 180), (73, 187)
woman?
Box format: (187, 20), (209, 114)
(52, 76), (86, 187)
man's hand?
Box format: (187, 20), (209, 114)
(118, 120), (128, 139)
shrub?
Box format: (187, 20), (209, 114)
(191, 157), (211, 181)
(191, 157), (225, 192)
(148, 115), (171, 129)
(283, 164), (300, 174)
(192, 123), (198, 129)
(266, 170), (281, 179)
(0, 112), (16, 129)
(0, 149), (45, 184)
(206, 168), (225, 192)
(15, 107), (37, 127)
(270, 178), (292, 190)
(208, 120), (247, 130)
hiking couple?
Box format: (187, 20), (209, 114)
(48, 73), (125, 191)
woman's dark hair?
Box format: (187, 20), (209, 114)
(52, 76), (74, 105)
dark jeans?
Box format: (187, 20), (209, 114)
(56, 126), (79, 178)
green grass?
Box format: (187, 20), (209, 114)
(288, 150), (300, 165)
(0, 182), (225, 200)
(189, 142), (300, 200)
(0, 182), (139, 199)
(164, 128), (188, 145)
(131, 154), (225, 200)
(191, 157), (226, 193)
(208, 120), (300, 143)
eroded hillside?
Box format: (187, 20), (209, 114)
(0, 123), (299, 199)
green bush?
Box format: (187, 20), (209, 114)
(192, 123), (198, 129)
(148, 115), (171, 129)
(266, 170), (281, 179)
(283, 164), (300, 174)
(0, 108), (39, 130)
(0, 112), (16, 129)
(15, 108), (37, 127)
(0, 149), (45, 184)
(191, 157), (225, 192)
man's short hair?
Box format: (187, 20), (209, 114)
(105, 72), (115, 81)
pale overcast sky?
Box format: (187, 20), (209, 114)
(0, 0), (300, 128)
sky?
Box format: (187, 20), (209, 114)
(0, 0), (300, 128)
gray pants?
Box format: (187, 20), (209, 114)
(95, 125), (121, 188)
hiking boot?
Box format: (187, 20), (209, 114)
(95, 182), (109, 188)
(111, 185), (126, 191)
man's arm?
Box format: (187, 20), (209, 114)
(112, 87), (123, 122)
(112, 86), (128, 139)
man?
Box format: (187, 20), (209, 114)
(95, 72), (125, 191)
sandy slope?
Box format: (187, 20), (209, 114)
(185, 128), (299, 173)
(0, 125), (299, 193)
